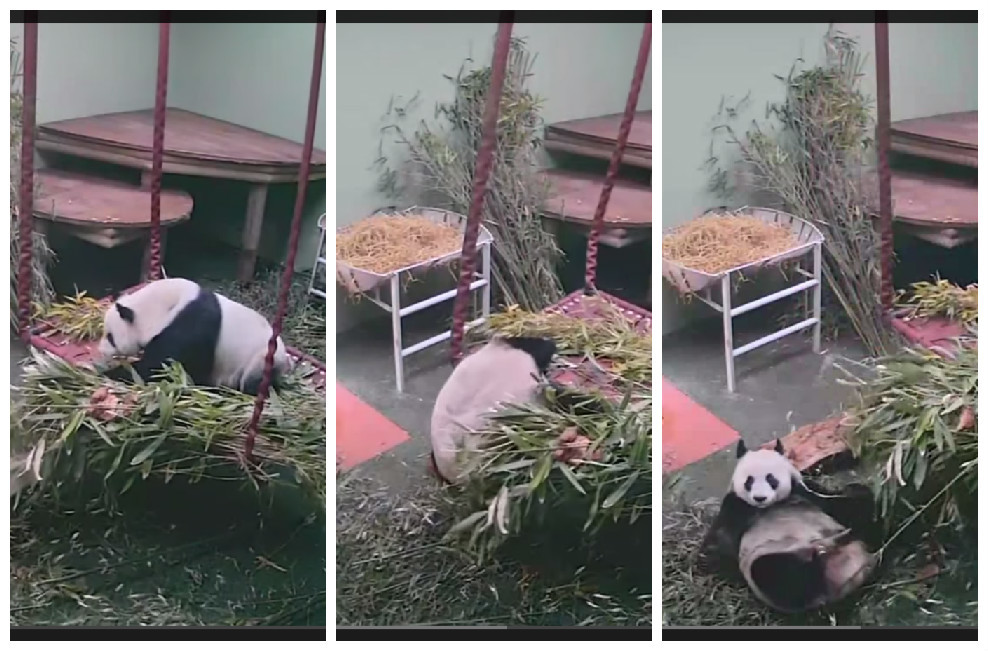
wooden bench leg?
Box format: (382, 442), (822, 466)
(238, 183), (269, 283)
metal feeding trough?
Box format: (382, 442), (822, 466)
(336, 206), (494, 392)
(662, 206), (825, 392)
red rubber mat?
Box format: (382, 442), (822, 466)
(661, 377), (738, 473)
(336, 383), (410, 470)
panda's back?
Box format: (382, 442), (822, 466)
(430, 341), (541, 482)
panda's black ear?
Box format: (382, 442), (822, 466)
(116, 303), (135, 324)
(736, 439), (748, 458)
(774, 438), (785, 455)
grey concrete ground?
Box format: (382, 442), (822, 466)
(336, 305), (455, 496)
(337, 303), (866, 507)
(661, 314), (866, 505)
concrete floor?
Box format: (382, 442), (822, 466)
(662, 313), (866, 504)
(335, 305), (456, 496)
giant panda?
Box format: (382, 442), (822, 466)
(698, 438), (879, 613)
(96, 278), (292, 396)
(429, 335), (610, 484)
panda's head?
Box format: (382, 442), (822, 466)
(98, 301), (142, 360)
(731, 438), (801, 509)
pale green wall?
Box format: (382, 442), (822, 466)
(661, 22), (978, 334)
(336, 22), (652, 332)
(169, 22), (326, 271)
(12, 22), (325, 274)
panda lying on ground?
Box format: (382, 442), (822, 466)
(96, 278), (291, 396)
(429, 335), (610, 484)
(698, 438), (880, 613)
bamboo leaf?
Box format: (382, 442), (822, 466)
(130, 430), (169, 466)
(602, 471), (640, 510)
(557, 463), (586, 495)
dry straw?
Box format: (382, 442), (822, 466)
(662, 213), (797, 275)
(336, 213), (463, 275)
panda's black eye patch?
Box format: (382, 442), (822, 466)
(766, 473), (779, 490)
(107, 333), (116, 347)
(744, 476), (754, 491)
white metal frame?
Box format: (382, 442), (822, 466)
(308, 213), (327, 299)
(336, 207), (494, 393)
(661, 207), (825, 393)
(693, 243), (822, 392)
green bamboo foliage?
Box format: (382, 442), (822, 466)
(449, 304), (652, 558)
(705, 28), (899, 356)
(447, 390), (652, 559)
(11, 350), (327, 508)
(374, 38), (564, 312)
(840, 346), (978, 535)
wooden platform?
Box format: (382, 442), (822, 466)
(36, 109), (327, 281)
(890, 111), (977, 168)
(542, 169), (651, 248)
(545, 111), (651, 169)
(37, 108), (327, 183)
(866, 169), (977, 248)
(34, 169), (193, 249)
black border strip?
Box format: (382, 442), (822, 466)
(336, 626), (653, 641)
(663, 626), (978, 641)
(10, 10), (326, 24)
(12, 627), (327, 641)
(662, 10), (978, 23)
(336, 10), (651, 24)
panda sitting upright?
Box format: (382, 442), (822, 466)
(97, 278), (292, 396)
(699, 438), (879, 613)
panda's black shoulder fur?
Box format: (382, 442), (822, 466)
(500, 336), (557, 375)
(105, 286), (222, 386)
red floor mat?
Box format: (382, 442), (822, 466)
(661, 377), (739, 473)
(336, 383), (410, 470)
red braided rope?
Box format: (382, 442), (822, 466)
(874, 18), (894, 314)
(584, 22), (651, 292)
(449, 19), (514, 366)
(16, 18), (39, 343)
(146, 20), (171, 282)
(244, 18), (325, 461)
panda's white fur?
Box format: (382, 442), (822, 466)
(97, 277), (291, 394)
(430, 337), (554, 484)
(730, 438), (803, 508)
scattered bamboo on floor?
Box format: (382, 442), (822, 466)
(896, 277), (978, 328)
(32, 291), (106, 341)
(11, 350), (327, 508)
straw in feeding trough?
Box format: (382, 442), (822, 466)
(336, 213), (463, 275)
(662, 213), (797, 275)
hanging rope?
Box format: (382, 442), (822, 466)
(584, 22), (652, 293)
(146, 19), (171, 282)
(448, 17), (514, 366)
(17, 17), (39, 343)
(244, 18), (325, 461)
(874, 17), (894, 314)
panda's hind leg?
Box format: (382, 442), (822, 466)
(239, 350), (289, 396)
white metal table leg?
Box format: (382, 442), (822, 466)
(721, 272), (735, 393)
(812, 242), (822, 353)
(481, 241), (492, 319)
(391, 273), (404, 393)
